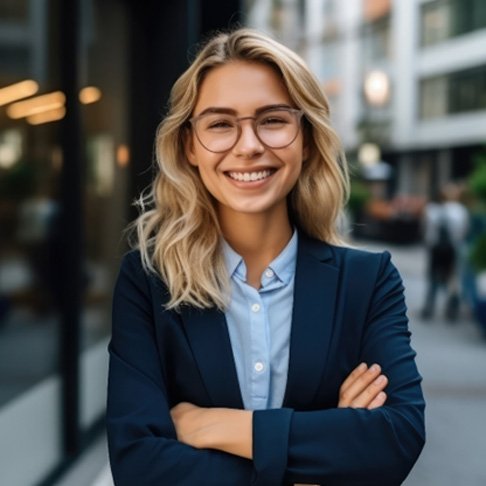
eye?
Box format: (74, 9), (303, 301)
(258, 111), (291, 127)
(262, 117), (285, 125)
(208, 120), (233, 129)
(202, 116), (236, 131)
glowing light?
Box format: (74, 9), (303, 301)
(358, 143), (381, 167)
(116, 144), (130, 167)
(0, 130), (22, 169)
(79, 86), (102, 104)
(7, 91), (66, 119)
(364, 70), (390, 106)
(0, 80), (39, 106)
(51, 146), (63, 170)
(26, 107), (66, 125)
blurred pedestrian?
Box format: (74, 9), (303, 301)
(107, 28), (425, 486)
(421, 183), (469, 320)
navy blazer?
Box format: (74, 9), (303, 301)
(107, 235), (425, 486)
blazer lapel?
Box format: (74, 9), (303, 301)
(180, 305), (244, 409)
(283, 236), (339, 409)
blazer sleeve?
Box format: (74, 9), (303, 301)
(106, 251), (254, 486)
(252, 251), (426, 486)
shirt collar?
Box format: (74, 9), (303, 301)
(221, 230), (298, 285)
(221, 239), (243, 278)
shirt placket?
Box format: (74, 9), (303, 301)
(246, 286), (269, 410)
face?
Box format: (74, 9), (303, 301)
(185, 60), (307, 222)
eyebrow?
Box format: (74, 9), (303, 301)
(195, 104), (294, 117)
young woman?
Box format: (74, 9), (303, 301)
(107, 29), (425, 486)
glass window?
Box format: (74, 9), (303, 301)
(362, 16), (392, 62)
(79, 0), (129, 431)
(80, 0), (129, 351)
(0, 0), (131, 473)
(449, 65), (486, 114)
(420, 64), (486, 119)
(421, 0), (486, 47)
(420, 75), (448, 119)
(0, 0), (29, 23)
(0, 0), (61, 408)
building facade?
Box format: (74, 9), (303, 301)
(246, 0), (486, 198)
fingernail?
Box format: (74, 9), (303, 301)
(375, 375), (386, 385)
(358, 362), (367, 371)
(370, 364), (381, 373)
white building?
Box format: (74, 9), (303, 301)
(247, 0), (486, 197)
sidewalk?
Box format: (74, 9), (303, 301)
(361, 241), (486, 486)
(53, 434), (112, 486)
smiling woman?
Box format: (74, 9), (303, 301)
(185, 61), (306, 242)
(107, 28), (425, 486)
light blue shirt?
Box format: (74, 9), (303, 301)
(222, 231), (297, 410)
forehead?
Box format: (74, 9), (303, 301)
(193, 60), (293, 114)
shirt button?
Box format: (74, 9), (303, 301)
(251, 303), (260, 312)
(254, 361), (264, 372)
(264, 269), (274, 278)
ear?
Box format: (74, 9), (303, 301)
(184, 129), (198, 167)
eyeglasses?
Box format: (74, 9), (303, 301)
(188, 107), (304, 153)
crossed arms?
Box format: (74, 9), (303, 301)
(107, 251), (425, 485)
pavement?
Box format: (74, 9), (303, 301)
(361, 241), (486, 486)
(55, 241), (486, 486)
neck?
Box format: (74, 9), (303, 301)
(219, 206), (293, 288)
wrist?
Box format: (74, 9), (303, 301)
(210, 408), (253, 459)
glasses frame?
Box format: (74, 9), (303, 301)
(188, 107), (305, 153)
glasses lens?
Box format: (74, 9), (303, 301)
(256, 109), (300, 148)
(194, 114), (238, 152)
(192, 109), (302, 152)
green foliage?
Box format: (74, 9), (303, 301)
(469, 149), (486, 202)
(347, 179), (371, 217)
(470, 233), (486, 271)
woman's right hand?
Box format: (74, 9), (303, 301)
(338, 363), (388, 410)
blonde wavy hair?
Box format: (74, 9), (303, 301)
(129, 28), (349, 311)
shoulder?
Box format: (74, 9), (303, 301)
(329, 243), (389, 262)
(116, 249), (150, 284)
(331, 244), (395, 285)
(116, 249), (168, 295)
(119, 248), (143, 270)
(299, 235), (400, 291)
(300, 233), (391, 271)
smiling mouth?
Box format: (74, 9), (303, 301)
(226, 169), (276, 182)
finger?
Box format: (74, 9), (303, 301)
(351, 374), (388, 408)
(339, 364), (382, 406)
(170, 402), (194, 421)
(367, 391), (387, 410)
(339, 362), (368, 393)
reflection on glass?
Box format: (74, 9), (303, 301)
(420, 64), (486, 119)
(81, 0), (129, 351)
(362, 17), (391, 62)
(0, 139), (61, 406)
(0, 0), (64, 408)
(421, 0), (486, 47)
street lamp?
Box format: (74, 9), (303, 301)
(364, 69), (390, 107)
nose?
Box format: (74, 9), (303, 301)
(232, 119), (264, 157)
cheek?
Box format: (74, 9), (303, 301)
(194, 158), (222, 194)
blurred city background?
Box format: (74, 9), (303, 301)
(0, 0), (485, 485)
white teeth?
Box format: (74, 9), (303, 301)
(228, 169), (273, 182)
